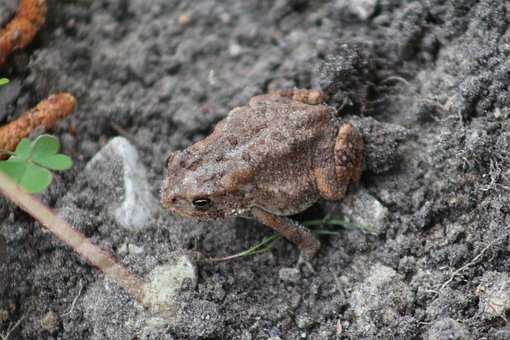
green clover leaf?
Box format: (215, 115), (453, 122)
(31, 135), (72, 170)
(0, 134), (73, 193)
(0, 161), (53, 193)
(0, 78), (9, 86)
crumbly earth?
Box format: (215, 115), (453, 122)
(1, 0), (510, 338)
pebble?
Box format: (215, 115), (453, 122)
(84, 137), (157, 231)
(278, 267), (300, 283)
(340, 186), (389, 234)
(295, 314), (314, 329)
(143, 251), (198, 312)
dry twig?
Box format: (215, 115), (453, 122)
(0, 93), (76, 152)
(0, 0), (47, 66)
(0, 172), (146, 304)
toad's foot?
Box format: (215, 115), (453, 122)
(251, 207), (320, 259)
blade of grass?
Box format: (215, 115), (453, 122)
(206, 234), (281, 263)
(205, 216), (377, 263)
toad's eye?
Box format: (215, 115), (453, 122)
(192, 198), (211, 209)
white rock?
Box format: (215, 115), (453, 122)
(350, 0), (377, 20)
(142, 252), (198, 313)
(278, 267), (300, 283)
(340, 187), (389, 234)
(84, 137), (157, 231)
(335, 0), (378, 21)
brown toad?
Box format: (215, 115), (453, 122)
(161, 89), (363, 258)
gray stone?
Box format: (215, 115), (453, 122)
(278, 267), (300, 283)
(341, 0), (378, 20)
(295, 314), (314, 329)
(142, 252), (198, 313)
(83, 137), (157, 231)
(340, 187), (389, 234)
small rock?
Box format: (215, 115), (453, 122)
(83, 137), (157, 231)
(40, 310), (59, 333)
(295, 314), (314, 329)
(477, 271), (510, 319)
(340, 186), (389, 234)
(128, 243), (144, 255)
(229, 43), (242, 57)
(278, 267), (300, 283)
(117, 242), (128, 255)
(348, 0), (378, 20)
(426, 318), (470, 340)
(143, 252), (198, 312)
(350, 263), (414, 336)
(117, 242), (144, 256)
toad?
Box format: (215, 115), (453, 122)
(161, 89), (363, 258)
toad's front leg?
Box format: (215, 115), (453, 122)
(251, 207), (320, 259)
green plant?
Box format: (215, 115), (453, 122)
(0, 135), (73, 193)
(207, 217), (377, 262)
(0, 78), (9, 86)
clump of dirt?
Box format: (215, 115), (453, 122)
(2, 0), (510, 338)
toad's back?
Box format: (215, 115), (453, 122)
(205, 93), (339, 215)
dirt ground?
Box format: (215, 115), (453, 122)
(2, 0), (510, 338)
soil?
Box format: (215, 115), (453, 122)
(2, 0), (510, 339)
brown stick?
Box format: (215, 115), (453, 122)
(0, 93), (76, 152)
(0, 171), (146, 304)
(0, 0), (47, 66)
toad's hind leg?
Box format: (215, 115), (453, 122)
(251, 207), (321, 259)
(314, 123), (364, 200)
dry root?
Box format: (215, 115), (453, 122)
(0, 0), (48, 66)
(0, 93), (76, 151)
